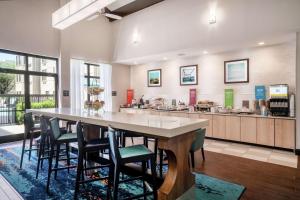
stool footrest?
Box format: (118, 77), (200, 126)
(52, 165), (77, 171)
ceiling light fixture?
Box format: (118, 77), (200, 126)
(163, 57), (168, 61)
(209, 2), (217, 24)
(258, 42), (265, 45)
(132, 30), (141, 45)
(203, 51), (208, 54)
(52, 0), (116, 30)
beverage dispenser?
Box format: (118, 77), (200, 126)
(269, 84), (289, 116)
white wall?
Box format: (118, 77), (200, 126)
(112, 0), (300, 63)
(59, 15), (130, 110)
(130, 42), (296, 108)
(0, 0), (60, 57)
(296, 33), (300, 150)
(112, 63), (131, 111)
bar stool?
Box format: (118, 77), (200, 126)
(108, 127), (157, 200)
(190, 129), (206, 168)
(20, 112), (41, 169)
(74, 121), (112, 199)
(36, 116), (68, 178)
(46, 117), (78, 193)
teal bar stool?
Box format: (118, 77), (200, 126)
(20, 112), (41, 169)
(108, 127), (157, 200)
(46, 117), (78, 193)
(190, 128), (206, 168)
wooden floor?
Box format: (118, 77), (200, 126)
(194, 150), (300, 200)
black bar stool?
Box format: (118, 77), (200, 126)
(36, 115), (68, 178)
(46, 117), (78, 193)
(20, 112), (41, 169)
(108, 126), (157, 200)
(74, 121), (112, 199)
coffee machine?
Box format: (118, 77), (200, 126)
(269, 84), (289, 116)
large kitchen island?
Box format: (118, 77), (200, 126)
(29, 108), (209, 200)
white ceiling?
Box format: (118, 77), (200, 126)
(111, 0), (300, 65)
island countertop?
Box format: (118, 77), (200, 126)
(28, 108), (209, 139)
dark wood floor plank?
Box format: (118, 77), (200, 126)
(194, 150), (300, 200)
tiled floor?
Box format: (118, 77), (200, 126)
(0, 125), (24, 137)
(0, 174), (23, 200)
(204, 139), (298, 168)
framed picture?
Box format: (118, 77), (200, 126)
(148, 69), (161, 87)
(180, 65), (198, 85)
(224, 59), (249, 84)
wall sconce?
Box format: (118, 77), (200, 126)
(132, 30), (140, 45)
(209, 2), (217, 24)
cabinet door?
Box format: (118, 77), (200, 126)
(241, 117), (257, 143)
(275, 119), (295, 149)
(199, 114), (213, 137)
(225, 116), (241, 141)
(169, 112), (188, 118)
(257, 118), (275, 146)
(212, 115), (226, 139)
(160, 112), (170, 116)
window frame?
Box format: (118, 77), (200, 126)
(84, 63), (100, 102)
(0, 48), (59, 109)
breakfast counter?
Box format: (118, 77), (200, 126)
(120, 107), (296, 150)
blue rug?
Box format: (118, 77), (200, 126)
(0, 147), (245, 200)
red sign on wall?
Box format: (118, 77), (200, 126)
(189, 89), (197, 106)
(127, 89), (134, 105)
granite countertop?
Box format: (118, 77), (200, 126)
(120, 107), (296, 120)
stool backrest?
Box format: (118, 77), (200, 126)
(49, 118), (61, 141)
(108, 126), (121, 164)
(40, 115), (49, 135)
(76, 121), (85, 151)
(24, 112), (34, 133)
(190, 128), (206, 152)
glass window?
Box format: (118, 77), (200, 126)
(90, 64), (100, 77)
(0, 52), (25, 70)
(28, 57), (57, 73)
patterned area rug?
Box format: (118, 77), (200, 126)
(0, 147), (245, 200)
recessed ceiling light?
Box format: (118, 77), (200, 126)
(203, 51), (208, 54)
(258, 42), (265, 45)
(163, 57), (168, 61)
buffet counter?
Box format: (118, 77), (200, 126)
(119, 107), (296, 150)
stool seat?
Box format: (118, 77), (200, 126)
(120, 144), (153, 159)
(57, 132), (77, 142)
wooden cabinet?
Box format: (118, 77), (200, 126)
(159, 111), (170, 116)
(168, 112), (188, 118)
(241, 117), (257, 143)
(212, 115), (226, 139)
(257, 118), (275, 146)
(225, 116), (241, 141)
(199, 114), (213, 137)
(275, 119), (295, 149)
(188, 114), (213, 137)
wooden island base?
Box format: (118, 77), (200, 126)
(157, 131), (196, 200)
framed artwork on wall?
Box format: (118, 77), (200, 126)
(180, 65), (198, 85)
(224, 59), (249, 84)
(148, 69), (161, 87)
